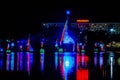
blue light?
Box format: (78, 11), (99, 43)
(79, 43), (82, 46)
(109, 52), (114, 57)
(11, 52), (14, 71)
(55, 52), (58, 69)
(20, 52), (23, 71)
(30, 45), (34, 51)
(55, 43), (58, 48)
(66, 10), (70, 15)
(63, 35), (75, 44)
(40, 54), (44, 72)
(63, 19), (75, 44)
(64, 54), (75, 72)
(0, 53), (3, 70)
(11, 42), (15, 47)
(0, 48), (3, 52)
(21, 40), (24, 43)
(41, 38), (45, 42)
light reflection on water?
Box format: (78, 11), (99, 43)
(0, 52), (3, 70)
(76, 54), (89, 80)
(0, 51), (120, 80)
(55, 52), (89, 80)
(5, 52), (33, 75)
(40, 53), (44, 72)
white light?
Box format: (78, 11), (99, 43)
(65, 60), (69, 67)
(110, 28), (115, 32)
(110, 57), (113, 79)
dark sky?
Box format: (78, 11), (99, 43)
(32, 0), (120, 22)
(1, 0), (120, 37)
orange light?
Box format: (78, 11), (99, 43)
(76, 19), (89, 23)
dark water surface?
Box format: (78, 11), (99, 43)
(0, 51), (120, 80)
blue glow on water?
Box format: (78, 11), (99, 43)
(56, 52), (75, 80)
(55, 52), (58, 69)
(94, 54), (97, 67)
(40, 54), (44, 72)
(20, 52), (23, 71)
(30, 53), (33, 65)
(17, 52), (20, 71)
(11, 52), (15, 71)
(0, 53), (3, 70)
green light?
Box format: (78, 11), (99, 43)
(6, 39), (10, 42)
(58, 48), (63, 53)
(81, 50), (85, 53)
(94, 48), (98, 52)
(40, 48), (45, 54)
(117, 57), (120, 66)
(6, 50), (11, 53)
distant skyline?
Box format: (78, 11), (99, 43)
(1, 0), (120, 35)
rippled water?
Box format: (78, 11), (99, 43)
(0, 51), (120, 80)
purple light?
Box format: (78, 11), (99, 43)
(17, 52), (19, 71)
(6, 54), (10, 71)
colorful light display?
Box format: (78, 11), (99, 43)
(60, 16), (74, 44)
(6, 41), (11, 71)
(76, 55), (89, 80)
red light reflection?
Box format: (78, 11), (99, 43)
(76, 54), (89, 80)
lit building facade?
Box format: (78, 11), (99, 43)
(42, 23), (120, 34)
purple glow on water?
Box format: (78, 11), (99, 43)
(6, 54), (10, 71)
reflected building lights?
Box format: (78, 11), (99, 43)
(6, 54), (10, 71)
(10, 52), (14, 71)
(76, 55), (89, 80)
(0, 48), (3, 70)
(55, 52), (58, 70)
(57, 52), (75, 80)
(94, 42), (99, 68)
(40, 48), (45, 72)
(108, 52), (115, 80)
(40, 53), (44, 72)
(99, 52), (104, 70)
(27, 52), (30, 75)
(10, 41), (15, 71)
(17, 52), (20, 71)
(6, 42), (11, 71)
(20, 52), (23, 71)
(94, 54), (97, 67)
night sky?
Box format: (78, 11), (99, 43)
(1, 0), (120, 38)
